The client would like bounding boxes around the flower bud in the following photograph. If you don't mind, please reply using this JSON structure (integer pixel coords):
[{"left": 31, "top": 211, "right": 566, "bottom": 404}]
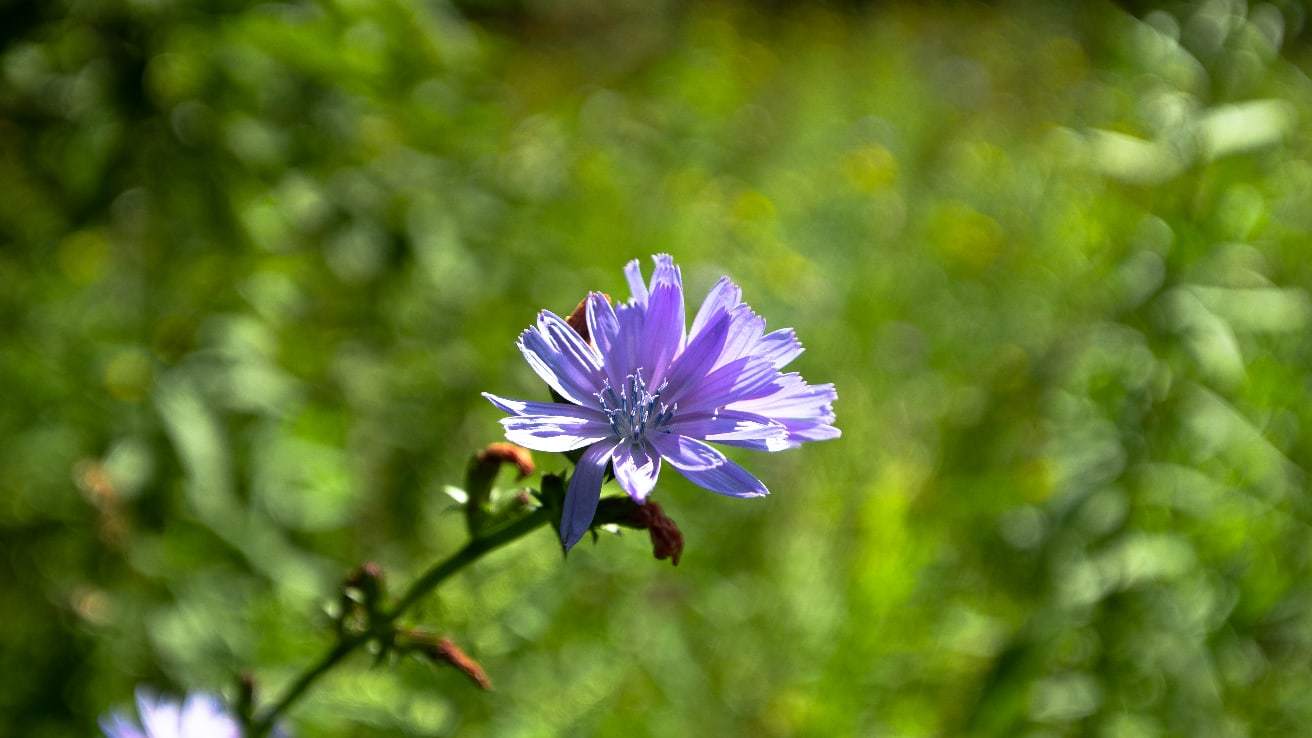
[
  {"left": 590, "top": 497, "right": 685, "bottom": 565},
  {"left": 630, "top": 501, "right": 684, "bottom": 566},
  {"left": 466, "top": 443, "right": 535, "bottom": 535},
  {"left": 564, "top": 292, "right": 610, "bottom": 343},
  {"left": 235, "top": 672, "right": 256, "bottom": 727},
  {"left": 344, "top": 562, "right": 385, "bottom": 605},
  {"left": 339, "top": 562, "right": 385, "bottom": 633},
  {"left": 397, "top": 629, "right": 492, "bottom": 690},
  {"left": 477, "top": 442, "right": 535, "bottom": 479}
]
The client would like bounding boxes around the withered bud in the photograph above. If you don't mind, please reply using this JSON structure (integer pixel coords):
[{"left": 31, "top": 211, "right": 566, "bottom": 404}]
[
  {"left": 74, "top": 459, "right": 116, "bottom": 503},
  {"left": 236, "top": 672, "right": 257, "bottom": 723},
  {"left": 344, "top": 561, "right": 385, "bottom": 600},
  {"left": 466, "top": 443, "right": 534, "bottom": 536},
  {"left": 399, "top": 630, "right": 492, "bottom": 690},
  {"left": 565, "top": 292, "right": 611, "bottom": 343},
  {"left": 75, "top": 459, "right": 127, "bottom": 546},
  {"left": 433, "top": 637, "right": 492, "bottom": 691},
  {"left": 475, "top": 442, "right": 535, "bottom": 480},
  {"left": 630, "top": 501, "right": 684, "bottom": 566},
  {"left": 341, "top": 562, "right": 386, "bottom": 630}
]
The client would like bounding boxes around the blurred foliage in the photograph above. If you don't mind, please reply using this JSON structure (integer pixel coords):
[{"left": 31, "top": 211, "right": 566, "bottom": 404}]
[{"left": 5, "top": 0, "right": 1312, "bottom": 736}]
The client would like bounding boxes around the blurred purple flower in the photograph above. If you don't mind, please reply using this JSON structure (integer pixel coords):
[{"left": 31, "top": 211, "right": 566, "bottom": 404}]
[
  {"left": 100, "top": 689, "right": 286, "bottom": 738},
  {"left": 485, "top": 254, "right": 839, "bottom": 549}
]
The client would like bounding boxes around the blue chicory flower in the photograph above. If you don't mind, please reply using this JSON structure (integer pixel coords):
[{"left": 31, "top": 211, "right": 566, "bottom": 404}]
[
  {"left": 100, "top": 688, "right": 286, "bottom": 738},
  {"left": 485, "top": 254, "right": 839, "bottom": 550}
]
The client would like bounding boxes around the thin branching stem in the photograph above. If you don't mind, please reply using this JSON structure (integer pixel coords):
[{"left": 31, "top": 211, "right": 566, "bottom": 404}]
[{"left": 248, "top": 507, "right": 552, "bottom": 736}]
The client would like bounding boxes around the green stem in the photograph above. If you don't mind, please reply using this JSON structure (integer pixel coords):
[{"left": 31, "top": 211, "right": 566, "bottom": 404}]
[
  {"left": 385, "top": 507, "right": 550, "bottom": 620},
  {"left": 249, "top": 507, "right": 552, "bottom": 736}
]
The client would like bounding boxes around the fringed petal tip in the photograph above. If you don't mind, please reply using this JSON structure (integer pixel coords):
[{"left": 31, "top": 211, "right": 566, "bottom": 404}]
[{"left": 624, "top": 259, "right": 649, "bottom": 307}]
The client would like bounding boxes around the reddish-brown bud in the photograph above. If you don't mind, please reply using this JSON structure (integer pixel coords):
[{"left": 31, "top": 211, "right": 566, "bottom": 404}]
[
  {"left": 344, "top": 561, "right": 385, "bottom": 598},
  {"left": 565, "top": 292, "right": 610, "bottom": 343},
  {"left": 433, "top": 637, "right": 492, "bottom": 691},
  {"left": 340, "top": 562, "right": 386, "bottom": 633},
  {"left": 236, "top": 672, "right": 257, "bottom": 726},
  {"left": 474, "top": 442, "right": 535, "bottom": 480},
  {"left": 565, "top": 296, "right": 590, "bottom": 342},
  {"left": 630, "top": 501, "right": 684, "bottom": 566},
  {"left": 466, "top": 443, "right": 534, "bottom": 535},
  {"left": 400, "top": 630, "right": 492, "bottom": 690},
  {"left": 75, "top": 459, "right": 126, "bottom": 545}
]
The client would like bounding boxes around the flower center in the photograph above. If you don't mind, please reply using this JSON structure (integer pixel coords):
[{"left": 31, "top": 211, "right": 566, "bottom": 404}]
[{"left": 596, "top": 370, "right": 675, "bottom": 445}]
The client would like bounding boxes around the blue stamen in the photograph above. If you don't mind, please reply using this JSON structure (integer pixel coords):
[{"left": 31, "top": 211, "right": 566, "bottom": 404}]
[{"left": 595, "top": 370, "right": 674, "bottom": 445}]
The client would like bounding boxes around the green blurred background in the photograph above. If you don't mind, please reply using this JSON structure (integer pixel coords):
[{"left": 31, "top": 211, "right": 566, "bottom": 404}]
[{"left": 6, "top": 0, "right": 1312, "bottom": 735}]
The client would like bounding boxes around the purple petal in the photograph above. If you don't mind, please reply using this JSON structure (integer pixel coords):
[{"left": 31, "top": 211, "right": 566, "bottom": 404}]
[
  {"left": 650, "top": 434, "right": 769, "bottom": 498},
  {"left": 585, "top": 292, "right": 618, "bottom": 342},
  {"left": 727, "top": 377, "right": 839, "bottom": 446},
  {"left": 612, "top": 441, "right": 661, "bottom": 502},
  {"left": 666, "top": 410, "right": 789, "bottom": 445},
  {"left": 562, "top": 441, "right": 617, "bottom": 550},
  {"left": 715, "top": 421, "right": 838, "bottom": 452},
  {"left": 719, "top": 420, "right": 838, "bottom": 451},
  {"left": 180, "top": 694, "right": 240, "bottom": 738},
  {"left": 624, "top": 258, "right": 649, "bottom": 308},
  {"left": 587, "top": 292, "right": 634, "bottom": 389},
  {"left": 714, "top": 436, "right": 797, "bottom": 452},
  {"left": 729, "top": 377, "right": 836, "bottom": 420},
  {"left": 482, "top": 392, "right": 606, "bottom": 421},
  {"left": 500, "top": 415, "right": 613, "bottom": 453},
  {"left": 780, "top": 419, "right": 842, "bottom": 442},
  {"left": 701, "top": 306, "right": 768, "bottom": 375},
  {"left": 639, "top": 255, "right": 685, "bottom": 385},
  {"left": 755, "top": 328, "right": 804, "bottom": 368},
  {"left": 662, "top": 307, "right": 733, "bottom": 403},
  {"left": 517, "top": 310, "right": 605, "bottom": 407},
  {"left": 585, "top": 292, "right": 619, "bottom": 364},
  {"left": 136, "top": 690, "right": 180, "bottom": 738},
  {"left": 99, "top": 713, "right": 146, "bottom": 738},
  {"left": 689, "top": 277, "right": 781, "bottom": 374},
  {"left": 608, "top": 301, "right": 646, "bottom": 383},
  {"left": 689, "top": 276, "right": 742, "bottom": 340},
  {"left": 674, "top": 355, "right": 781, "bottom": 415},
  {"left": 538, "top": 310, "right": 603, "bottom": 374}
]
